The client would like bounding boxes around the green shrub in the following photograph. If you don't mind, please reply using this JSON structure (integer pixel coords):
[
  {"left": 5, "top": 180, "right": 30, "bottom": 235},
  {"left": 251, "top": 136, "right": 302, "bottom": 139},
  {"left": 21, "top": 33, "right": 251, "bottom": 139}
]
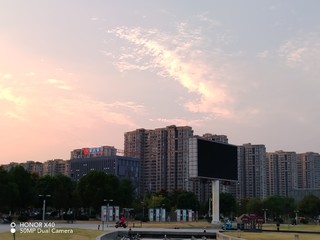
[
  {"left": 300, "top": 218, "right": 309, "bottom": 224},
  {"left": 18, "top": 213, "right": 29, "bottom": 222},
  {"left": 76, "top": 214, "right": 89, "bottom": 220}
]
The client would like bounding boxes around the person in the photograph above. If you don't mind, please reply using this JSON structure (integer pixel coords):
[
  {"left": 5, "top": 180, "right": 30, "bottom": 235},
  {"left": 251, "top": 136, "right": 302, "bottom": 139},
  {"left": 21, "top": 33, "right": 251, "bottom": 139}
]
[{"left": 120, "top": 215, "right": 126, "bottom": 226}]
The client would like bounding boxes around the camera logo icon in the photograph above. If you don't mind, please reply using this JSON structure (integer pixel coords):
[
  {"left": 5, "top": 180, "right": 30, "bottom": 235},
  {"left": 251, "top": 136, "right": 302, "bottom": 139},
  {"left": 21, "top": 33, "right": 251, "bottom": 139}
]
[{"left": 10, "top": 222, "right": 16, "bottom": 233}]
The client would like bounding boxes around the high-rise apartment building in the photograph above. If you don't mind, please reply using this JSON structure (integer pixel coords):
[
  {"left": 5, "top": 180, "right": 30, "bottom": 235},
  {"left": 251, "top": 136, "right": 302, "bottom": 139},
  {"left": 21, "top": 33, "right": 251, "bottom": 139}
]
[
  {"left": 238, "top": 143, "right": 267, "bottom": 199},
  {"left": 201, "top": 133, "right": 228, "bottom": 144},
  {"left": 124, "top": 125, "right": 193, "bottom": 196},
  {"left": 296, "top": 152, "right": 320, "bottom": 189},
  {"left": 266, "top": 151, "right": 296, "bottom": 197},
  {"left": 43, "top": 159, "right": 70, "bottom": 176}
]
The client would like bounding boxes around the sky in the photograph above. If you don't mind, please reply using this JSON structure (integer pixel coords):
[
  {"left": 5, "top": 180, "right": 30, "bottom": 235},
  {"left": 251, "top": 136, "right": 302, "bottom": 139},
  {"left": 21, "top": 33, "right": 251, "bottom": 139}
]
[{"left": 1, "top": 0, "right": 320, "bottom": 164}]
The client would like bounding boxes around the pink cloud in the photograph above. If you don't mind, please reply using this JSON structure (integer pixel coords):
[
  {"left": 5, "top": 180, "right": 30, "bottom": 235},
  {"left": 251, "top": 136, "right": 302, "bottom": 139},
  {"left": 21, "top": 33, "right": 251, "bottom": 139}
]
[{"left": 108, "top": 25, "right": 235, "bottom": 118}]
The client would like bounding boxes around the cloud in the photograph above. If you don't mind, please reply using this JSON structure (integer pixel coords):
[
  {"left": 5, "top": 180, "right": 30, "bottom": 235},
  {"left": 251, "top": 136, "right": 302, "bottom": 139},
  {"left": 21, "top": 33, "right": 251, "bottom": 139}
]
[
  {"left": 0, "top": 86, "right": 25, "bottom": 106},
  {"left": 4, "top": 111, "right": 26, "bottom": 121},
  {"left": 52, "top": 96, "right": 142, "bottom": 129},
  {"left": 25, "top": 72, "right": 35, "bottom": 76},
  {"left": 2, "top": 73, "right": 12, "bottom": 79},
  {"left": 107, "top": 24, "right": 234, "bottom": 118},
  {"left": 104, "top": 101, "right": 145, "bottom": 114},
  {"left": 150, "top": 117, "right": 206, "bottom": 127},
  {"left": 279, "top": 34, "right": 320, "bottom": 75},
  {"left": 0, "top": 76, "right": 26, "bottom": 122},
  {"left": 45, "top": 78, "right": 71, "bottom": 90},
  {"left": 257, "top": 50, "right": 269, "bottom": 58},
  {"left": 1, "top": 69, "right": 145, "bottom": 130},
  {"left": 197, "top": 12, "right": 222, "bottom": 27}
]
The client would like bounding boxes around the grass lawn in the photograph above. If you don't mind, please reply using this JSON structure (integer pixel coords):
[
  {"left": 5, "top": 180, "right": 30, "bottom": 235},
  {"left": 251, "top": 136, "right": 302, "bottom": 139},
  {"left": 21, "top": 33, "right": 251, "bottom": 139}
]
[
  {"left": 262, "top": 223, "right": 320, "bottom": 232},
  {"left": 226, "top": 231, "right": 319, "bottom": 240},
  {"left": 0, "top": 228, "right": 103, "bottom": 240},
  {"left": 224, "top": 224, "right": 320, "bottom": 240}
]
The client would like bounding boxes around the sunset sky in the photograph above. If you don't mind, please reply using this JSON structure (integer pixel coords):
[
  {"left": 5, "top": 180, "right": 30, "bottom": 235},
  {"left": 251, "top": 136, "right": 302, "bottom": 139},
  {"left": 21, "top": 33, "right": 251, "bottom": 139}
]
[{"left": 1, "top": 0, "right": 320, "bottom": 164}]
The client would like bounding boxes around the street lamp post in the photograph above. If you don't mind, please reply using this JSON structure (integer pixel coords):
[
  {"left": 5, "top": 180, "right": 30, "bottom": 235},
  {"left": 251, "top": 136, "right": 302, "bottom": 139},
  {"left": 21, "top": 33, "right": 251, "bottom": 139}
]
[
  {"left": 141, "top": 201, "right": 145, "bottom": 219},
  {"left": 105, "top": 199, "right": 113, "bottom": 228},
  {"left": 160, "top": 204, "right": 165, "bottom": 222},
  {"left": 262, "top": 209, "right": 268, "bottom": 223},
  {"left": 101, "top": 202, "right": 106, "bottom": 231},
  {"left": 294, "top": 210, "right": 299, "bottom": 224},
  {"left": 208, "top": 198, "right": 212, "bottom": 217},
  {"left": 140, "top": 201, "right": 145, "bottom": 227},
  {"left": 39, "top": 194, "right": 51, "bottom": 223},
  {"left": 142, "top": 202, "right": 144, "bottom": 219}
]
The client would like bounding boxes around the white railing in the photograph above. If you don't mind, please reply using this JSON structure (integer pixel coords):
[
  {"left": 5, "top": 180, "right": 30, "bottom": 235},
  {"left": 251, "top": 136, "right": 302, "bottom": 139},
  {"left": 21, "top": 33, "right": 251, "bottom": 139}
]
[{"left": 216, "top": 231, "right": 246, "bottom": 240}]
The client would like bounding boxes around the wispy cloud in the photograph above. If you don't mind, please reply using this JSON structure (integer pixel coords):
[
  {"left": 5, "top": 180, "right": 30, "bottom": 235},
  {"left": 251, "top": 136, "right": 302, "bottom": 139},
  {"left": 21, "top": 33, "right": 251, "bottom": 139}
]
[
  {"left": 0, "top": 73, "right": 26, "bottom": 121},
  {"left": 2, "top": 73, "right": 12, "bottom": 79},
  {"left": 0, "top": 86, "right": 25, "bottom": 106},
  {"left": 45, "top": 78, "right": 71, "bottom": 90},
  {"left": 279, "top": 34, "right": 320, "bottom": 75},
  {"left": 257, "top": 50, "right": 269, "bottom": 58},
  {"left": 1, "top": 72, "right": 144, "bottom": 128},
  {"left": 107, "top": 23, "right": 235, "bottom": 118},
  {"left": 150, "top": 117, "right": 207, "bottom": 127}
]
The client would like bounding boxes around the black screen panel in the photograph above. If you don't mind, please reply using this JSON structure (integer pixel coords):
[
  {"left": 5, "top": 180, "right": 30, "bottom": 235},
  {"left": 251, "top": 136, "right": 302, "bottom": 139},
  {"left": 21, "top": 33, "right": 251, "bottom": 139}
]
[{"left": 197, "top": 139, "right": 238, "bottom": 181}]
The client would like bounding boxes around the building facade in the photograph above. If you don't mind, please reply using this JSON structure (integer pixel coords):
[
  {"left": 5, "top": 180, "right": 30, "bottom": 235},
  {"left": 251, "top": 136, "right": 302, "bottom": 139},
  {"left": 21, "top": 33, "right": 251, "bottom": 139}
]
[
  {"left": 71, "top": 145, "right": 117, "bottom": 159},
  {"left": 296, "top": 152, "right": 320, "bottom": 189},
  {"left": 201, "top": 133, "right": 229, "bottom": 144},
  {"left": 42, "top": 159, "right": 70, "bottom": 176},
  {"left": 266, "top": 151, "right": 296, "bottom": 197},
  {"left": 70, "top": 155, "right": 140, "bottom": 195},
  {"left": 124, "top": 125, "right": 193, "bottom": 196},
  {"left": 238, "top": 143, "right": 267, "bottom": 199}
]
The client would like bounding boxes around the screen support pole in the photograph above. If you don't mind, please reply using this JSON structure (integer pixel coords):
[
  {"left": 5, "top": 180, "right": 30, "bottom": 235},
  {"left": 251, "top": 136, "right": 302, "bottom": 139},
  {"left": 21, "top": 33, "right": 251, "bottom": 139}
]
[{"left": 211, "top": 180, "right": 220, "bottom": 224}]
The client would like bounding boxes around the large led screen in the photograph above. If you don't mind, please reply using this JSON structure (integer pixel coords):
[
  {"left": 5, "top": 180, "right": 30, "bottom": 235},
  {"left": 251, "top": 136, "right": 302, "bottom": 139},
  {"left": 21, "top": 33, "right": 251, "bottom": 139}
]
[{"left": 189, "top": 138, "right": 238, "bottom": 181}]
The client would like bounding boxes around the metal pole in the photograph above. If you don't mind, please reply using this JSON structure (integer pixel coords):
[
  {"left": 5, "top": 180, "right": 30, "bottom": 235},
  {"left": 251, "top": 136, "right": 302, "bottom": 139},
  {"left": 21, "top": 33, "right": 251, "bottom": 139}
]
[
  {"left": 262, "top": 209, "right": 268, "bottom": 223},
  {"left": 208, "top": 198, "right": 211, "bottom": 217},
  {"left": 42, "top": 199, "right": 46, "bottom": 223},
  {"left": 143, "top": 206, "right": 145, "bottom": 219},
  {"left": 106, "top": 202, "right": 109, "bottom": 228},
  {"left": 39, "top": 194, "right": 51, "bottom": 223}
]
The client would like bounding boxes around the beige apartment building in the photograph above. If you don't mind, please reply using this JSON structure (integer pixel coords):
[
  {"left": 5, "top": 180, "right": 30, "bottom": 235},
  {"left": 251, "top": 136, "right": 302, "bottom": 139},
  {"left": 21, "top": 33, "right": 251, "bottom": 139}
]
[
  {"left": 296, "top": 152, "right": 320, "bottom": 189},
  {"left": 266, "top": 151, "right": 296, "bottom": 197},
  {"left": 238, "top": 143, "right": 267, "bottom": 199},
  {"left": 42, "top": 159, "right": 70, "bottom": 176},
  {"left": 124, "top": 125, "right": 193, "bottom": 196}
]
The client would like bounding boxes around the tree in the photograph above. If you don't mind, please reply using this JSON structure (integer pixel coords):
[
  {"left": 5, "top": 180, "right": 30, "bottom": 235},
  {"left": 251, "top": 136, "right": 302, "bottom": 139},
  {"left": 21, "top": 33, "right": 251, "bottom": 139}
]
[
  {"left": 263, "top": 195, "right": 295, "bottom": 221},
  {"left": 8, "top": 166, "right": 37, "bottom": 211},
  {"left": 220, "top": 193, "right": 237, "bottom": 218},
  {"left": 145, "top": 195, "right": 166, "bottom": 209},
  {"left": 246, "top": 198, "right": 263, "bottom": 215},
  {"left": 176, "top": 191, "right": 199, "bottom": 210},
  {"left": 298, "top": 195, "right": 320, "bottom": 218},
  {"left": 237, "top": 198, "right": 249, "bottom": 215},
  {"left": 118, "top": 179, "right": 134, "bottom": 207},
  {"left": 36, "top": 175, "right": 58, "bottom": 195},
  {"left": 77, "top": 170, "right": 121, "bottom": 211},
  {"left": 53, "top": 175, "right": 75, "bottom": 210},
  {"left": 0, "top": 167, "right": 9, "bottom": 212}
]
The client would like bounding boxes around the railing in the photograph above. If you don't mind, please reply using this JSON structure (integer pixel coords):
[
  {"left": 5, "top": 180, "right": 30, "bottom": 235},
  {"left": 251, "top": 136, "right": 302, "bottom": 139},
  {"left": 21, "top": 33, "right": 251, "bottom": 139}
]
[{"left": 216, "top": 231, "right": 246, "bottom": 240}]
